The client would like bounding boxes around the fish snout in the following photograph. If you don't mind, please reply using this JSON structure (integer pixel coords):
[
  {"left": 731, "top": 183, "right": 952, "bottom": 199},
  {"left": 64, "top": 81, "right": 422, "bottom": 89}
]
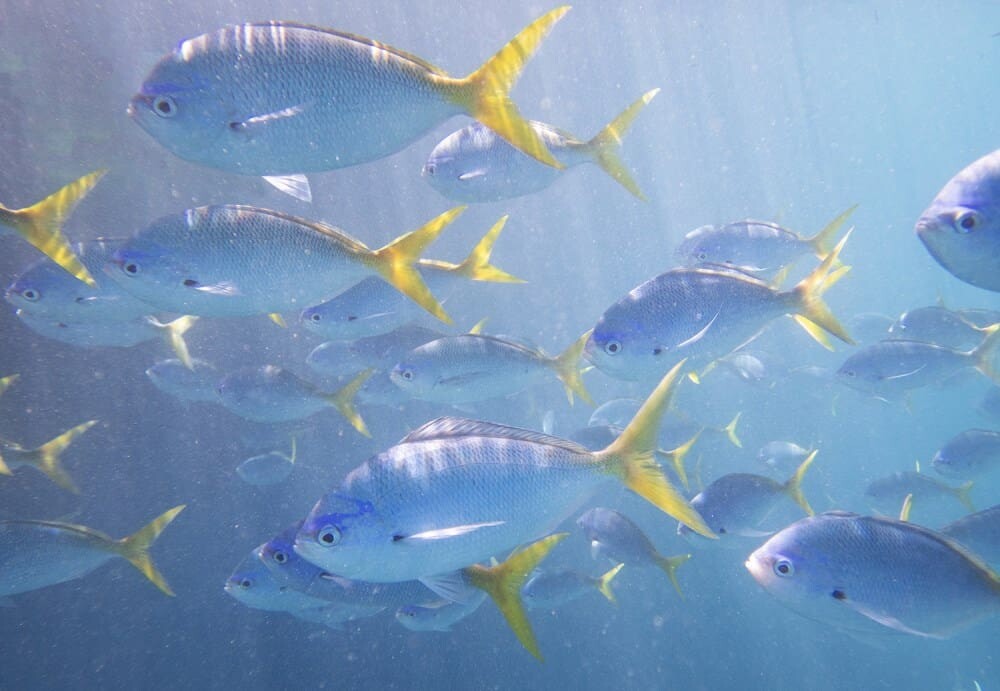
[{"left": 421, "top": 162, "right": 437, "bottom": 177}]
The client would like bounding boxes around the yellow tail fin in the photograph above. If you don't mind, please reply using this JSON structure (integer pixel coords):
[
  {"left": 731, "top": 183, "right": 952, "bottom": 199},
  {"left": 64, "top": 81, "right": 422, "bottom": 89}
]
[
  {"left": 323, "top": 369, "right": 375, "bottom": 438},
  {"left": 790, "top": 231, "right": 854, "bottom": 347},
  {"left": 653, "top": 553, "right": 692, "bottom": 598},
  {"left": 29, "top": 419, "right": 99, "bottom": 493},
  {"left": 586, "top": 89, "right": 660, "bottom": 200},
  {"left": 0, "top": 374, "right": 18, "bottom": 398},
  {"left": 783, "top": 449, "right": 817, "bottom": 516},
  {"left": 0, "top": 170, "right": 106, "bottom": 286},
  {"left": 466, "top": 532, "right": 567, "bottom": 661},
  {"left": 448, "top": 216, "right": 525, "bottom": 283},
  {"left": 468, "top": 318, "right": 489, "bottom": 335},
  {"left": 971, "top": 323, "right": 1000, "bottom": 386},
  {"left": 805, "top": 205, "right": 857, "bottom": 258},
  {"left": 550, "top": 330, "right": 594, "bottom": 405},
  {"left": 595, "top": 563, "right": 624, "bottom": 604},
  {"left": 721, "top": 412, "right": 742, "bottom": 448},
  {"left": 659, "top": 430, "right": 701, "bottom": 491},
  {"left": 152, "top": 315, "right": 198, "bottom": 370},
  {"left": 368, "top": 207, "right": 465, "bottom": 324},
  {"left": 955, "top": 481, "right": 976, "bottom": 513},
  {"left": 452, "top": 7, "right": 570, "bottom": 169},
  {"left": 597, "top": 360, "right": 715, "bottom": 538},
  {"left": 116, "top": 505, "right": 186, "bottom": 596}
]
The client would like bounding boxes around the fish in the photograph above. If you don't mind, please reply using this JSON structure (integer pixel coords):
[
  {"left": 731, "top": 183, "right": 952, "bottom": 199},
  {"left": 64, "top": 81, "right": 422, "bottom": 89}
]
[
  {"left": 522, "top": 563, "right": 623, "bottom": 609},
  {"left": 395, "top": 594, "right": 487, "bottom": 632},
  {"left": 129, "top": 9, "right": 570, "bottom": 201},
  {"left": 888, "top": 305, "right": 1000, "bottom": 350},
  {"left": 745, "top": 511, "right": 1000, "bottom": 638},
  {"left": 145, "top": 358, "right": 220, "bottom": 403},
  {"left": 16, "top": 311, "right": 198, "bottom": 368},
  {"left": 680, "top": 451, "right": 816, "bottom": 541},
  {"left": 294, "top": 360, "right": 713, "bottom": 588},
  {"left": 389, "top": 331, "right": 592, "bottom": 405},
  {"left": 931, "top": 429, "right": 1000, "bottom": 479},
  {"left": 585, "top": 233, "right": 853, "bottom": 381},
  {"left": 5, "top": 239, "right": 159, "bottom": 322},
  {"left": 0, "top": 374, "right": 17, "bottom": 399},
  {"left": 0, "top": 420, "right": 98, "bottom": 493},
  {"left": 306, "top": 325, "right": 445, "bottom": 379},
  {"left": 0, "top": 170, "right": 105, "bottom": 286},
  {"left": 848, "top": 312, "right": 894, "bottom": 344},
  {"left": 674, "top": 206, "right": 855, "bottom": 273},
  {"left": 216, "top": 366, "right": 372, "bottom": 436},
  {"left": 105, "top": 205, "right": 465, "bottom": 323},
  {"left": 0, "top": 506, "right": 185, "bottom": 600},
  {"left": 915, "top": 149, "right": 1000, "bottom": 292},
  {"left": 576, "top": 507, "right": 690, "bottom": 596},
  {"left": 236, "top": 438, "right": 296, "bottom": 486},
  {"left": 979, "top": 386, "right": 1000, "bottom": 421},
  {"left": 423, "top": 89, "right": 658, "bottom": 203},
  {"left": 865, "top": 471, "right": 975, "bottom": 512},
  {"left": 300, "top": 216, "right": 522, "bottom": 341},
  {"left": 941, "top": 505, "right": 1000, "bottom": 568},
  {"left": 836, "top": 326, "right": 1000, "bottom": 400},
  {"left": 757, "top": 441, "right": 814, "bottom": 474}
]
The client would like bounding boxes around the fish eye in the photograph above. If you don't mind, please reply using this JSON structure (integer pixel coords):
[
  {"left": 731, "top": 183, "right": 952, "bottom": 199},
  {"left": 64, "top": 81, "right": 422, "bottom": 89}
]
[
  {"left": 317, "top": 525, "right": 341, "bottom": 547},
  {"left": 604, "top": 340, "right": 622, "bottom": 355},
  {"left": 239, "top": 578, "right": 253, "bottom": 589},
  {"left": 697, "top": 251, "right": 708, "bottom": 261},
  {"left": 424, "top": 163, "right": 436, "bottom": 176},
  {"left": 122, "top": 262, "right": 140, "bottom": 276},
  {"left": 272, "top": 550, "right": 288, "bottom": 565},
  {"left": 309, "top": 313, "right": 322, "bottom": 322},
  {"left": 400, "top": 369, "right": 414, "bottom": 381},
  {"left": 954, "top": 211, "right": 980, "bottom": 233},
  {"left": 153, "top": 95, "right": 177, "bottom": 118},
  {"left": 21, "top": 289, "right": 39, "bottom": 302},
  {"left": 773, "top": 559, "right": 795, "bottom": 577}
]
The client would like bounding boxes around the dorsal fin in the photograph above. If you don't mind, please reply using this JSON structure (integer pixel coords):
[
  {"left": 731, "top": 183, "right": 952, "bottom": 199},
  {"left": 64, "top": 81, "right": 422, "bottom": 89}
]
[{"left": 400, "top": 417, "right": 590, "bottom": 454}]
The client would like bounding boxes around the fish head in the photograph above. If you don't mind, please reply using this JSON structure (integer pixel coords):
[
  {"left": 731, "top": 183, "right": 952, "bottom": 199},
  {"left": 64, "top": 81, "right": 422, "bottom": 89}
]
[
  {"left": 388, "top": 359, "right": 425, "bottom": 396},
  {"left": 294, "top": 493, "right": 381, "bottom": 578},
  {"left": 674, "top": 225, "right": 720, "bottom": 266},
  {"left": 833, "top": 354, "right": 879, "bottom": 394},
  {"left": 585, "top": 316, "right": 665, "bottom": 382},
  {"left": 104, "top": 225, "right": 196, "bottom": 310},
  {"left": 223, "top": 550, "right": 287, "bottom": 611},
  {"left": 745, "top": 518, "right": 829, "bottom": 605},
  {"left": 300, "top": 278, "right": 408, "bottom": 341},
  {"left": 5, "top": 260, "right": 66, "bottom": 316},
  {"left": 422, "top": 124, "right": 502, "bottom": 202}
]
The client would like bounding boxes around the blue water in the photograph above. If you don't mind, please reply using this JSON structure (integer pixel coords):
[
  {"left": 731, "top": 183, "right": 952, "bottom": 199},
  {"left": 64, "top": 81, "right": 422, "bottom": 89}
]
[{"left": 1, "top": 1, "right": 998, "bottom": 689}]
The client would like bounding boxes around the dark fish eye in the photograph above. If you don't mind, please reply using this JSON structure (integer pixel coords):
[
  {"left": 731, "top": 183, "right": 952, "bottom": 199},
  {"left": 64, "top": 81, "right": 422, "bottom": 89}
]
[
  {"left": 272, "top": 551, "right": 288, "bottom": 564},
  {"left": 604, "top": 340, "right": 622, "bottom": 355},
  {"left": 239, "top": 578, "right": 253, "bottom": 589},
  {"left": 424, "top": 163, "right": 436, "bottom": 176},
  {"left": 122, "top": 262, "right": 140, "bottom": 276},
  {"left": 401, "top": 369, "right": 414, "bottom": 381},
  {"left": 153, "top": 95, "right": 177, "bottom": 118},
  {"left": 310, "top": 313, "right": 322, "bottom": 322},
  {"left": 955, "top": 211, "right": 979, "bottom": 233},
  {"left": 21, "top": 289, "right": 39, "bottom": 302},
  {"left": 773, "top": 559, "right": 794, "bottom": 577},
  {"left": 317, "top": 525, "right": 341, "bottom": 547},
  {"left": 183, "top": 279, "right": 199, "bottom": 287},
  {"left": 697, "top": 251, "right": 708, "bottom": 261}
]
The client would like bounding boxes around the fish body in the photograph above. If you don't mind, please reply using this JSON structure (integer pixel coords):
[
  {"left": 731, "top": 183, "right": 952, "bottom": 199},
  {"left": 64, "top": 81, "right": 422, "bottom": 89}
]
[
  {"left": 932, "top": 429, "right": 1000, "bottom": 479},
  {"left": 395, "top": 595, "right": 486, "bottom": 632},
  {"left": 225, "top": 547, "right": 334, "bottom": 613},
  {"left": 888, "top": 305, "right": 1000, "bottom": 350},
  {"left": 577, "top": 507, "right": 664, "bottom": 566},
  {"left": 236, "top": 441, "right": 295, "bottom": 485},
  {"left": 522, "top": 565, "right": 621, "bottom": 609},
  {"left": 145, "top": 359, "right": 220, "bottom": 403},
  {"left": 216, "top": 365, "right": 345, "bottom": 424},
  {"left": 758, "top": 441, "right": 812, "bottom": 473},
  {"left": 130, "top": 12, "right": 568, "bottom": 176},
  {"left": 16, "top": 310, "right": 176, "bottom": 349},
  {"left": 745, "top": 511, "right": 1000, "bottom": 638},
  {"left": 865, "top": 471, "right": 974, "bottom": 511},
  {"left": 306, "top": 325, "right": 444, "bottom": 378},
  {"left": 941, "top": 505, "right": 1000, "bottom": 567},
  {"left": 916, "top": 149, "right": 1000, "bottom": 292}
]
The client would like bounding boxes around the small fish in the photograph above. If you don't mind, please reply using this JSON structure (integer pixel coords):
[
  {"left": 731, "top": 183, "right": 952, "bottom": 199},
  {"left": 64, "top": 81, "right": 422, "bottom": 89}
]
[
  {"left": 576, "top": 507, "right": 689, "bottom": 596},
  {"left": 888, "top": 305, "right": 1000, "bottom": 350},
  {"left": 0, "top": 420, "right": 98, "bottom": 493},
  {"left": 300, "top": 216, "right": 521, "bottom": 341},
  {"left": 236, "top": 438, "right": 297, "bottom": 486},
  {"left": 865, "top": 471, "right": 975, "bottom": 512},
  {"left": 6, "top": 239, "right": 158, "bottom": 322},
  {"left": 931, "top": 429, "right": 1000, "bottom": 479},
  {"left": 224, "top": 545, "right": 351, "bottom": 614},
  {"left": 130, "top": 10, "right": 569, "bottom": 199},
  {"left": 395, "top": 595, "right": 487, "bottom": 632},
  {"left": 675, "top": 206, "right": 855, "bottom": 273},
  {"left": 714, "top": 350, "right": 773, "bottom": 386},
  {"left": 848, "top": 312, "right": 894, "bottom": 344},
  {"left": 757, "top": 441, "right": 813, "bottom": 474},
  {"left": 216, "top": 366, "right": 372, "bottom": 436},
  {"left": 522, "top": 563, "right": 623, "bottom": 609},
  {"left": 585, "top": 233, "right": 853, "bottom": 381},
  {"left": 145, "top": 358, "right": 220, "bottom": 403},
  {"left": 836, "top": 326, "right": 1000, "bottom": 400},
  {"left": 0, "top": 505, "right": 184, "bottom": 600},
  {"left": 390, "top": 331, "right": 592, "bottom": 405},
  {"left": 941, "top": 505, "right": 1000, "bottom": 568},
  {"left": 0, "top": 170, "right": 105, "bottom": 286},
  {"left": 745, "top": 511, "right": 1000, "bottom": 638},
  {"left": 915, "top": 149, "right": 1000, "bottom": 292},
  {"left": 306, "top": 325, "right": 445, "bottom": 378},
  {"left": 424, "top": 89, "right": 658, "bottom": 202},
  {"left": 106, "top": 205, "right": 465, "bottom": 323},
  {"left": 680, "top": 451, "right": 817, "bottom": 541}
]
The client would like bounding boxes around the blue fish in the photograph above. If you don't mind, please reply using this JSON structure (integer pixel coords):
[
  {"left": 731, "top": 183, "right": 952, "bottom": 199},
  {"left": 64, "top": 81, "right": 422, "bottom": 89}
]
[{"left": 145, "top": 358, "right": 220, "bottom": 403}]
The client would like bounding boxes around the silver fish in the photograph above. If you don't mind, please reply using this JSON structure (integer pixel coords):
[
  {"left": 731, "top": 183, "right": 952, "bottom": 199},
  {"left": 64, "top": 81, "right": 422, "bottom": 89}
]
[
  {"left": 306, "top": 325, "right": 445, "bottom": 378},
  {"left": 145, "top": 358, "right": 220, "bottom": 403},
  {"left": 236, "top": 439, "right": 296, "bottom": 486},
  {"left": 521, "top": 564, "right": 623, "bottom": 609},
  {"left": 931, "top": 429, "right": 1000, "bottom": 479},
  {"left": 395, "top": 595, "right": 487, "bottom": 632},
  {"left": 941, "top": 505, "right": 1000, "bottom": 568},
  {"left": 888, "top": 305, "right": 1000, "bottom": 350},
  {"left": 757, "top": 441, "right": 813, "bottom": 474},
  {"left": 865, "top": 471, "right": 975, "bottom": 512}
]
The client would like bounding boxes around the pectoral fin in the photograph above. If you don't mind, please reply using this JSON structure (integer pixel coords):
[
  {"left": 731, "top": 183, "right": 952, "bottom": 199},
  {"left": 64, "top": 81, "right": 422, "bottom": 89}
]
[
  {"left": 458, "top": 169, "right": 488, "bottom": 181},
  {"left": 400, "top": 521, "right": 505, "bottom": 542},
  {"left": 841, "top": 598, "right": 944, "bottom": 639},
  {"left": 263, "top": 174, "right": 312, "bottom": 203}
]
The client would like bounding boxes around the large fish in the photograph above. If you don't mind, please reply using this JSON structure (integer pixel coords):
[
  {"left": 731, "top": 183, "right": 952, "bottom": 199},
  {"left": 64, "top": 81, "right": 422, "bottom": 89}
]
[
  {"left": 1, "top": 170, "right": 105, "bottom": 286},
  {"left": 916, "top": 149, "right": 1000, "bottom": 292},
  {"left": 745, "top": 511, "right": 1000, "bottom": 638},
  {"left": 0, "top": 506, "right": 184, "bottom": 600},
  {"left": 888, "top": 304, "right": 1000, "bottom": 350},
  {"left": 0, "top": 420, "right": 98, "bottom": 493},
  {"left": 865, "top": 471, "right": 975, "bottom": 513},
  {"left": 106, "top": 206, "right": 465, "bottom": 323},
  {"left": 423, "top": 90, "right": 658, "bottom": 203},
  {"left": 129, "top": 10, "right": 569, "bottom": 200},
  {"left": 941, "top": 505, "right": 1000, "bottom": 568},
  {"left": 931, "top": 429, "right": 1000, "bottom": 480},
  {"left": 306, "top": 325, "right": 445, "bottom": 379},
  {"left": 585, "top": 234, "right": 853, "bottom": 381}
]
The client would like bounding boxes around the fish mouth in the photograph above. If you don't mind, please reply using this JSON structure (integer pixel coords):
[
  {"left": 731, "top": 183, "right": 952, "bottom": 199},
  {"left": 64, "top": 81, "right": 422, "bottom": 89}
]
[{"left": 744, "top": 553, "right": 767, "bottom": 582}]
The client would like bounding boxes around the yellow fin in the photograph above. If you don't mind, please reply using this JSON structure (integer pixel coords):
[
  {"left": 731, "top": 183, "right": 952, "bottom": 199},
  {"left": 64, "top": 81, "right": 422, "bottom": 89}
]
[
  {"left": 368, "top": 207, "right": 464, "bottom": 324},
  {"left": 597, "top": 360, "right": 715, "bottom": 538},
  {"left": 783, "top": 449, "right": 817, "bottom": 516},
  {"left": 29, "top": 419, "right": 99, "bottom": 493},
  {"left": 790, "top": 231, "right": 854, "bottom": 346},
  {"left": 449, "top": 216, "right": 524, "bottom": 283},
  {"left": 268, "top": 313, "right": 287, "bottom": 328},
  {"left": 793, "top": 315, "right": 834, "bottom": 351},
  {"left": 154, "top": 315, "right": 198, "bottom": 369},
  {"left": 0, "top": 169, "right": 106, "bottom": 286},
  {"left": 596, "top": 563, "right": 624, "bottom": 604},
  {"left": 324, "top": 369, "right": 375, "bottom": 438},
  {"left": 721, "top": 412, "right": 742, "bottom": 448},
  {"left": 550, "top": 330, "right": 594, "bottom": 405},
  {"left": 653, "top": 553, "right": 691, "bottom": 598},
  {"left": 466, "top": 532, "right": 567, "bottom": 661},
  {"left": 686, "top": 371, "right": 701, "bottom": 384},
  {"left": 660, "top": 429, "right": 701, "bottom": 491},
  {"left": 468, "top": 318, "right": 489, "bottom": 335},
  {"left": 805, "top": 204, "right": 857, "bottom": 258},
  {"left": 769, "top": 263, "right": 792, "bottom": 291},
  {"left": 899, "top": 493, "right": 913, "bottom": 522},
  {"left": 0, "top": 374, "right": 18, "bottom": 398},
  {"left": 586, "top": 88, "right": 659, "bottom": 200},
  {"left": 451, "top": 7, "right": 570, "bottom": 169},
  {"left": 955, "top": 481, "right": 976, "bottom": 513},
  {"left": 115, "top": 505, "right": 186, "bottom": 596}
]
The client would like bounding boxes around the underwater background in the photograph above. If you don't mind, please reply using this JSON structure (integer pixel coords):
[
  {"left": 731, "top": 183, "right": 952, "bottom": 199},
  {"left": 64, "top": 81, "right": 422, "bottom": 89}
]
[{"left": 1, "top": 1, "right": 998, "bottom": 689}]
